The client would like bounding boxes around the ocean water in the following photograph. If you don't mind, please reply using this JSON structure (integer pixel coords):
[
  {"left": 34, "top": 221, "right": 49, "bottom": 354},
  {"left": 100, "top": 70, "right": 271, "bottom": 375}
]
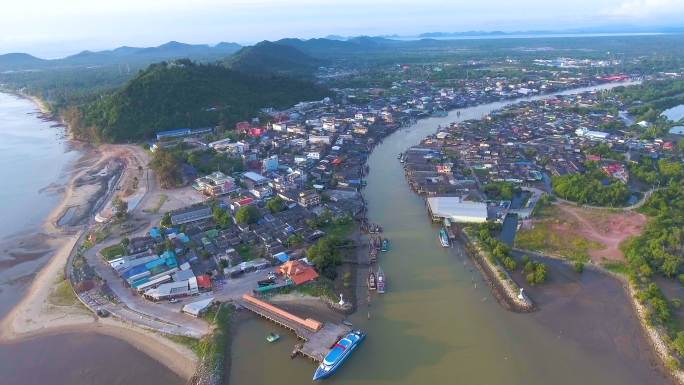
[
  {"left": 0, "top": 93, "right": 183, "bottom": 385},
  {"left": 0, "top": 92, "right": 79, "bottom": 315}
]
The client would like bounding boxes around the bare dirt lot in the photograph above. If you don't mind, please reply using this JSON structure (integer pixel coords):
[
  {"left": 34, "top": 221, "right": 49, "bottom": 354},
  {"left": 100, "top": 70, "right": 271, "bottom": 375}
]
[
  {"left": 557, "top": 204, "right": 647, "bottom": 261},
  {"left": 516, "top": 203, "right": 648, "bottom": 263}
]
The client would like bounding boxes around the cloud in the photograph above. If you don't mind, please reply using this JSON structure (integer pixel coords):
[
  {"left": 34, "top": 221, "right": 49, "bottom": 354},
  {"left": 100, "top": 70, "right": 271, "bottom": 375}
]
[{"left": 606, "top": 0, "right": 684, "bottom": 19}]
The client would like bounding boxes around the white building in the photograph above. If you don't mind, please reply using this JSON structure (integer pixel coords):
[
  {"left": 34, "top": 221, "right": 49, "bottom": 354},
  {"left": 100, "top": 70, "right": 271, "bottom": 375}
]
[
  {"left": 575, "top": 128, "right": 609, "bottom": 140},
  {"left": 144, "top": 278, "right": 198, "bottom": 301},
  {"left": 427, "top": 197, "right": 488, "bottom": 223},
  {"left": 182, "top": 297, "right": 215, "bottom": 317},
  {"left": 309, "top": 135, "right": 331, "bottom": 145},
  {"left": 194, "top": 171, "right": 236, "bottom": 196}
]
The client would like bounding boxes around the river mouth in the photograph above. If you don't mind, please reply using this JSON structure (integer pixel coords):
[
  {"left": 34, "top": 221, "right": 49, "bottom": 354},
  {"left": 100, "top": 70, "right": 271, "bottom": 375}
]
[{"left": 229, "top": 81, "right": 670, "bottom": 385}]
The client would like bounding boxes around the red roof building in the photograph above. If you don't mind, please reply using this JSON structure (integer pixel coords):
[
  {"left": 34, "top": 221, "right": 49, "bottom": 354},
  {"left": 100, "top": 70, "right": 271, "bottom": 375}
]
[
  {"left": 196, "top": 275, "right": 212, "bottom": 290},
  {"left": 249, "top": 127, "right": 266, "bottom": 137},
  {"left": 277, "top": 260, "right": 319, "bottom": 286},
  {"left": 236, "top": 121, "right": 250, "bottom": 133}
]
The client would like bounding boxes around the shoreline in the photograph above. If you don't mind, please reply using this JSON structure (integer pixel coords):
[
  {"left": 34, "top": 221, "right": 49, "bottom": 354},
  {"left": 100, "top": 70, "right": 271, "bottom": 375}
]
[
  {"left": 0, "top": 94, "right": 198, "bottom": 382},
  {"left": 515, "top": 246, "right": 684, "bottom": 385}
]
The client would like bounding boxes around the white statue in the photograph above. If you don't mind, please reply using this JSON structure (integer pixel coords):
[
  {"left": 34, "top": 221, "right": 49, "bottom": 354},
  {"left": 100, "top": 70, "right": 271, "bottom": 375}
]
[{"left": 338, "top": 293, "right": 345, "bottom": 306}]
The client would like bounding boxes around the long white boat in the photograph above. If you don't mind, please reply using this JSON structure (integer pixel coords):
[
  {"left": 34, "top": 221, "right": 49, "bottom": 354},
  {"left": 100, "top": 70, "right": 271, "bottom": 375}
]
[
  {"left": 313, "top": 330, "right": 366, "bottom": 380},
  {"left": 439, "top": 228, "right": 450, "bottom": 247}
]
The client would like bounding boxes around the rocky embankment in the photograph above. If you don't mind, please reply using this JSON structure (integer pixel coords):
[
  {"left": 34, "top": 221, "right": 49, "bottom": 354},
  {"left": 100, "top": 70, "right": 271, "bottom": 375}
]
[{"left": 463, "top": 235, "right": 534, "bottom": 312}]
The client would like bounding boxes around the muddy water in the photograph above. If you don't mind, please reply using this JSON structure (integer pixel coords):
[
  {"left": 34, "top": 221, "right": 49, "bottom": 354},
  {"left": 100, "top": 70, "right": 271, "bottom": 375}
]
[
  {"left": 0, "top": 93, "right": 184, "bottom": 385},
  {"left": 229, "top": 81, "right": 671, "bottom": 385},
  {"left": 0, "top": 333, "right": 183, "bottom": 385},
  {"left": 0, "top": 93, "right": 80, "bottom": 316}
]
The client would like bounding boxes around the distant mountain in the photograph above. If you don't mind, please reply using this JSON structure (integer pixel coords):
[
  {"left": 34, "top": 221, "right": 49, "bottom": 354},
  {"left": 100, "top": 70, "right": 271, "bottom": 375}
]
[
  {"left": 224, "top": 41, "right": 324, "bottom": 77},
  {"left": 275, "top": 36, "right": 399, "bottom": 59},
  {"left": 0, "top": 41, "right": 243, "bottom": 71},
  {"left": 0, "top": 53, "right": 49, "bottom": 71},
  {"left": 323, "top": 35, "right": 348, "bottom": 41},
  {"left": 419, "top": 31, "right": 508, "bottom": 38},
  {"left": 73, "top": 60, "right": 328, "bottom": 142}
]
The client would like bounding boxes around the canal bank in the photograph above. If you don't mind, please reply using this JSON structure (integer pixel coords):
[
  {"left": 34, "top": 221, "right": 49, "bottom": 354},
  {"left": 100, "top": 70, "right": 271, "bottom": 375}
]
[{"left": 229, "top": 81, "right": 671, "bottom": 385}]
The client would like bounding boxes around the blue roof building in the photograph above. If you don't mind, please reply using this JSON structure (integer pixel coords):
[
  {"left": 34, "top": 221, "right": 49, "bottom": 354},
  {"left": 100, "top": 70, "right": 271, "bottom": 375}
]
[
  {"left": 149, "top": 227, "right": 162, "bottom": 240},
  {"left": 274, "top": 252, "right": 291, "bottom": 264}
]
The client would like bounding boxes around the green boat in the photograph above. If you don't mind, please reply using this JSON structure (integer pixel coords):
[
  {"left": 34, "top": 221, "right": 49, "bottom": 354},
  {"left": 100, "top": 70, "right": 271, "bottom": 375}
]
[
  {"left": 266, "top": 332, "right": 280, "bottom": 343},
  {"left": 381, "top": 239, "right": 390, "bottom": 252}
]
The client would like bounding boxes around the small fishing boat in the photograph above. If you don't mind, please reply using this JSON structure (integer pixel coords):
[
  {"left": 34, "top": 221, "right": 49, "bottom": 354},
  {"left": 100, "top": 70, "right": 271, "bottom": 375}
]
[
  {"left": 266, "top": 332, "right": 280, "bottom": 343},
  {"left": 381, "top": 239, "right": 390, "bottom": 252},
  {"left": 257, "top": 277, "right": 276, "bottom": 287},
  {"left": 342, "top": 320, "right": 353, "bottom": 327},
  {"left": 368, "top": 271, "right": 376, "bottom": 290},
  {"left": 377, "top": 267, "right": 386, "bottom": 294},
  {"left": 313, "top": 330, "right": 366, "bottom": 381},
  {"left": 439, "top": 228, "right": 450, "bottom": 248}
]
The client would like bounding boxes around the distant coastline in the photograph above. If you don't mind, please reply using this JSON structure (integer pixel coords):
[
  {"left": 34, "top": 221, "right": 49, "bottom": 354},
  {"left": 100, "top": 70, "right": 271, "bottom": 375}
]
[{"left": 389, "top": 31, "right": 670, "bottom": 41}]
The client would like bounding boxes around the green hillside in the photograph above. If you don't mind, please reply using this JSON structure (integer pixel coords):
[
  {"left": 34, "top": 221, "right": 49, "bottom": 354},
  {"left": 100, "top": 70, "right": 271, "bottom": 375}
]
[
  {"left": 225, "top": 41, "right": 324, "bottom": 77},
  {"left": 71, "top": 60, "right": 328, "bottom": 142}
]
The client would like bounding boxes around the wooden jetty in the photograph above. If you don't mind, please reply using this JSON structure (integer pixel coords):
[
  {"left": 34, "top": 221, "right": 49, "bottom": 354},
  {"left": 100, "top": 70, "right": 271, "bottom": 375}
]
[{"left": 238, "top": 294, "right": 351, "bottom": 362}]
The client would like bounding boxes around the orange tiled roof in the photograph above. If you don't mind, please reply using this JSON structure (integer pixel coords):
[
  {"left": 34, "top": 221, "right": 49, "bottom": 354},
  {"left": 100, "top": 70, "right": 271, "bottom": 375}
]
[{"left": 278, "top": 260, "right": 319, "bottom": 285}]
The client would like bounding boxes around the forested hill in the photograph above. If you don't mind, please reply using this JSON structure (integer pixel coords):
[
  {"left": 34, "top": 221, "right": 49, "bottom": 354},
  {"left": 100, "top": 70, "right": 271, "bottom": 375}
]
[
  {"left": 69, "top": 60, "right": 328, "bottom": 142},
  {"left": 225, "top": 41, "right": 324, "bottom": 78}
]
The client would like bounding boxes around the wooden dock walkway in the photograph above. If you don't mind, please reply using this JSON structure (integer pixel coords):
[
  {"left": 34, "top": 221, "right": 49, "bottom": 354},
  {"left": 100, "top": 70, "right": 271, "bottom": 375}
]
[{"left": 238, "top": 294, "right": 351, "bottom": 362}]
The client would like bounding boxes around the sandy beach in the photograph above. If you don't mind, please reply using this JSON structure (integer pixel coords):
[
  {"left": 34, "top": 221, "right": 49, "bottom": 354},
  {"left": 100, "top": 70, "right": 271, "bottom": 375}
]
[
  {"left": 0, "top": 96, "right": 199, "bottom": 381},
  {"left": 0, "top": 190, "right": 198, "bottom": 381}
]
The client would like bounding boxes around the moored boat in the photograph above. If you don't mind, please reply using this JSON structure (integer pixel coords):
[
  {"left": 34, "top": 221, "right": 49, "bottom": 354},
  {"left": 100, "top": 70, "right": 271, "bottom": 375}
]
[
  {"left": 377, "top": 267, "right": 386, "bottom": 294},
  {"left": 313, "top": 330, "right": 366, "bottom": 381},
  {"left": 266, "top": 332, "right": 280, "bottom": 343},
  {"left": 381, "top": 238, "right": 390, "bottom": 252},
  {"left": 439, "top": 228, "right": 450, "bottom": 248},
  {"left": 368, "top": 270, "right": 376, "bottom": 290}
]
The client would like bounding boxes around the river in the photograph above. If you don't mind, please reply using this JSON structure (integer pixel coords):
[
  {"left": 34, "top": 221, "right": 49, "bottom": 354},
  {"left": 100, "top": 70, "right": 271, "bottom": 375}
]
[
  {"left": 229, "top": 81, "right": 670, "bottom": 385},
  {"left": 0, "top": 93, "right": 184, "bottom": 385}
]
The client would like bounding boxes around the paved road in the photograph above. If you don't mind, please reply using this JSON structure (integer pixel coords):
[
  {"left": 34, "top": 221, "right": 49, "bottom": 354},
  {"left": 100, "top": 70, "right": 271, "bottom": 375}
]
[{"left": 553, "top": 187, "right": 661, "bottom": 211}]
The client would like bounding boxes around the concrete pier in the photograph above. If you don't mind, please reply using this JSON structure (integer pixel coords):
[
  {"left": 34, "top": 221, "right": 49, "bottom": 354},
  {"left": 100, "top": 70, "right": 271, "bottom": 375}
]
[{"left": 238, "top": 294, "right": 351, "bottom": 362}]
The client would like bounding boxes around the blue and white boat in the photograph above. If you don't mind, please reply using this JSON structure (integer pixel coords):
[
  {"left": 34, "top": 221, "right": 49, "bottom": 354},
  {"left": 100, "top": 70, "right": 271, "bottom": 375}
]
[
  {"left": 439, "top": 228, "right": 450, "bottom": 248},
  {"left": 313, "top": 330, "right": 366, "bottom": 381}
]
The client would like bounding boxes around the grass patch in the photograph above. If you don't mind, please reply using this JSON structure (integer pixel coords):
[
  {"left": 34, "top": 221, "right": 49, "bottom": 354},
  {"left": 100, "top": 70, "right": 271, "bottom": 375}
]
[
  {"left": 515, "top": 224, "right": 602, "bottom": 259},
  {"left": 515, "top": 206, "right": 604, "bottom": 260},
  {"left": 100, "top": 244, "right": 126, "bottom": 261},
  {"left": 322, "top": 221, "right": 355, "bottom": 239},
  {"left": 236, "top": 244, "right": 258, "bottom": 261},
  {"left": 273, "top": 279, "right": 337, "bottom": 301},
  {"left": 602, "top": 261, "right": 629, "bottom": 276},
  {"left": 144, "top": 194, "right": 168, "bottom": 214},
  {"left": 49, "top": 275, "right": 78, "bottom": 306},
  {"left": 194, "top": 303, "right": 233, "bottom": 382},
  {"left": 166, "top": 334, "right": 202, "bottom": 355}
]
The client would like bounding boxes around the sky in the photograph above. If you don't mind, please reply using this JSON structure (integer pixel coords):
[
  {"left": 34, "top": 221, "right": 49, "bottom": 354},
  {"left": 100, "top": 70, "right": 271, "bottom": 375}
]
[{"left": 2, "top": 0, "right": 684, "bottom": 58}]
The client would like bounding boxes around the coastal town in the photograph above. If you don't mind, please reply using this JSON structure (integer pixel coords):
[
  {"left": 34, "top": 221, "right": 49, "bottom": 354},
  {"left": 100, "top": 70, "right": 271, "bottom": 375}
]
[
  {"left": 2, "top": 27, "right": 684, "bottom": 385},
  {"left": 37, "top": 64, "right": 680, "bottom": 383}
]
